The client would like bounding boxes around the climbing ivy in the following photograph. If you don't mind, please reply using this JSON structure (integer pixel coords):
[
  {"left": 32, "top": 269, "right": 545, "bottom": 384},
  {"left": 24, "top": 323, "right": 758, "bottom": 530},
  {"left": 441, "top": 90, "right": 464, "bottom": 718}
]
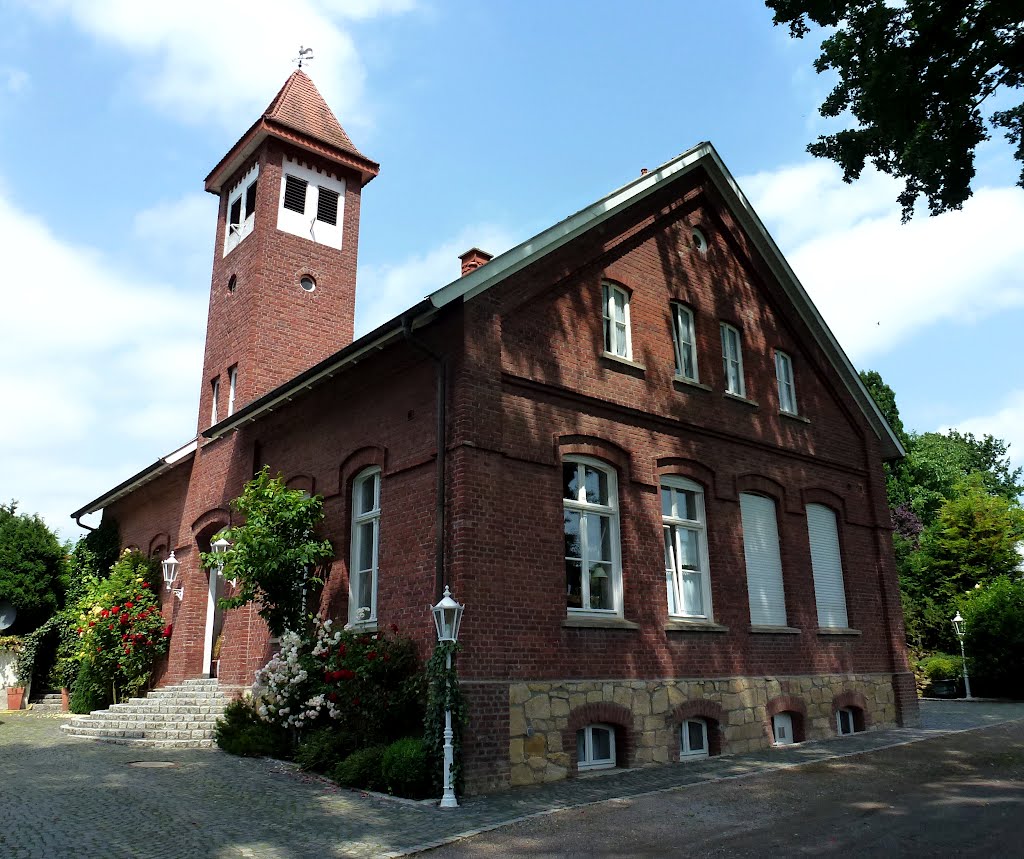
[{"left": 423, "top": 640, "right": 467, "bottom": 795}]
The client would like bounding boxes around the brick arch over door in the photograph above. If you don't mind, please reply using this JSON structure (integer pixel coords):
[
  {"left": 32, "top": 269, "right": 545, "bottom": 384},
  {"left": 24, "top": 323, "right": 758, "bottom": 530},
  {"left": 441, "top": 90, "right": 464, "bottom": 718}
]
[
  {"left": 765, "top": 694, "right": 808, "bottom": 743},
  {"left": 190, "top": 508, "right": 231, "bottom": 547},
  {"left": 669, "top": 699, "right": 726, "bottom": 759},
  {"left": 285, "top": 473, "right": 315, "bottom": 495},
  {"left": 564, "top": 702, "right": 634, "bottom": 775},
  {"left": 832, "top": 690, "right": 871, "bottom": 732}
]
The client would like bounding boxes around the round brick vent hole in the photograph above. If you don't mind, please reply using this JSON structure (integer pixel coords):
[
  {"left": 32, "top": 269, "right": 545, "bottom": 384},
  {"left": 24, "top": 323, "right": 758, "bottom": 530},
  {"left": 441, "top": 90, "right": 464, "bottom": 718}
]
[{"left": 127, "top": 761, "right": 178, "bottom": 768}]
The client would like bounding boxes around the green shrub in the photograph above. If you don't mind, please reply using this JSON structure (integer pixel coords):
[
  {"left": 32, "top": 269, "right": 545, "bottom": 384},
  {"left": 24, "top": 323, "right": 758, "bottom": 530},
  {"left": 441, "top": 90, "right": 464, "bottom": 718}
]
[
  {"left": 380, "top": 736, "right": 431, "bottom": 799},
  {"left": 960, "top": 576, "right": 1024, "bottom": 698},
  {"left": 918, "top": 653, "right": 962, "bottom": 682},
  {"left": 330, "top": 746, "right": 386, "bottom": 791},
  {"left": 215, "top": 698, "right": 292, "bottom": 759},
  {"left": 294, "top": 728, "right": 357, "bottom": 773}
]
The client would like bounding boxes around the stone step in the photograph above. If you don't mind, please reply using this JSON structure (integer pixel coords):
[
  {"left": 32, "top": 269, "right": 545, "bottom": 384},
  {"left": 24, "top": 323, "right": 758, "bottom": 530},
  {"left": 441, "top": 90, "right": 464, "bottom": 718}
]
[
  {"left": 60, "top": 728, "right": 215, "bottom": 749},
  {"left": 61, "top": 724, "right": 215, "bottom": 741},
  {"left": 106, "top": 703, "right": 225, "bottom": 715},
  {"left": 70, "top": 719, "right": 220, "bottom": 732}
]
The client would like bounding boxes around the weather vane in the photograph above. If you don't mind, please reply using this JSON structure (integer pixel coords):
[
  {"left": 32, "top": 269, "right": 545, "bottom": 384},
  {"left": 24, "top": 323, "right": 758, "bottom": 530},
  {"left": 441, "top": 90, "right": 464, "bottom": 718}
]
[{"left": 294, "top": 46, "right": 314, "bottom": 69}]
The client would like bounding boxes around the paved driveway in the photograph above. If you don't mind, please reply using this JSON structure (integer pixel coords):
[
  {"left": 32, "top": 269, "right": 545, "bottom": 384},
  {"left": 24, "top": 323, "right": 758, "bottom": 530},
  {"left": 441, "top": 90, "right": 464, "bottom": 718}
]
[{"left": 1, "top": 700, "right": 1023, "bottom": 858}]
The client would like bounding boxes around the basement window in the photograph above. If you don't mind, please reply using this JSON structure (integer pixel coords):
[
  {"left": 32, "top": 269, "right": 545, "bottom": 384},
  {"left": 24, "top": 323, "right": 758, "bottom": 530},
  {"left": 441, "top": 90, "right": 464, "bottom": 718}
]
[
  {"left": 680, "top": 718, "right": 710, "bottom": 760},
  {"left": 577, "top": 724, "right": 616, "bottom": 771}
]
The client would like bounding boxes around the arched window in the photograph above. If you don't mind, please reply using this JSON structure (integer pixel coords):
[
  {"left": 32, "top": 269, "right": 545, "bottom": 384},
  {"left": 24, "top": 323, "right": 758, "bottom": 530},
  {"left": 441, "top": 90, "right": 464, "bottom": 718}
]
[
  {"left": 349, "top": 467, "right": 381, "bottom": 626},
  {"left": 563, "top": 457, "right": 621, "bottom": 614},
  {"left": 740, "top": 493, "right": 788, "bottom": 627},
  {"left": 577, "top": 723, "right": 616, "bottom": 771},
  {"left": 680, "top": 718, "right": 710, "bottom": 760},
  {"left": 662, "top": 476, "right": 712, "bottom": 620}
]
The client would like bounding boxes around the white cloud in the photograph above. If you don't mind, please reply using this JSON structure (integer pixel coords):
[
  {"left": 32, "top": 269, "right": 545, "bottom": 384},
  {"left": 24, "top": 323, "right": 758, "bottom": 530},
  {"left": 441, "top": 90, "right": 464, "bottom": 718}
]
[
  {"left": 1, "top": 67, "right": 29, "bottom": 95},
  {"left": 355, "top": 224, "right": 517, "bottom": 335},
  {"left": 0, "top": 190, "right": 205, "bottom": 539},
  {"left": 742, "top": 162, "right": 1024, "bottom": 362},
  {"left": 950, "top": 391, "right": 1024, "bottom": 473},
  {"left": 24, "top": 0, "right": 417, "bottom": 131}
]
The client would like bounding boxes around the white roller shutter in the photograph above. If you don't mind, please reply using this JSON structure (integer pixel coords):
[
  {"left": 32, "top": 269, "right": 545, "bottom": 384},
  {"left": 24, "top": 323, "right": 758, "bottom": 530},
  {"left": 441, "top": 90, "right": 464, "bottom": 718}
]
[
  {"left": 806, "top": 503, "right": 849, "bottom": 628},
  {"left": 740, "top": 493, "right": 787, "bottom": 626}
]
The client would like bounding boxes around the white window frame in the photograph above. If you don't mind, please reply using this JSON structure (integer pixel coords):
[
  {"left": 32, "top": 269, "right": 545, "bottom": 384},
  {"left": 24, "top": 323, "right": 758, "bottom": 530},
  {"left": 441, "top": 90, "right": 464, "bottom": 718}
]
[
  {"left": 662, "top": 476, "right": 713, "bottom": 620},
  {"left": 836, "top": 707, "right": 858, "bottom": 736},
  {"left": 671, "top": 303, "right": 699, "bottom": 382},
  {"left": 277, "top": 157, "right": 347, "bottom": 249},
  {"left": 576, "top": 723, "right": 616, "bottom": 771},
  {"left": 740, "top": 493, "right": 788, "bottom": 627},
  {"left": 772, "top": 712, "right": 795, "bottom": 745},
  {"left": 210, "top": 377, "right": 220, "bottom": 427},
  {"left": 563, "top": 456, "right": 622, "bottom": 616},
  {"left": 223, "top": 162, "right": 259, "bottom": 256},
  {"left": 227, "top": 366, "right": 237, "bottom": 417},
  {"left": 679, "top": 718, "right": 710, "bottom": 760},
  {"left": 720, "top": 322, "right": 745, "bottom": 397},
  {"left": 601, "top": 282, "right": 632, "bottom": 359},
  {"left": 806, "top": 503, "right": 850, "bottom": 629},
  {"left": 349, "top": 467, "right": 381, "bottom": 627},
  {"left": 775, "top": 350, "right": 797, "bottom": 414}
]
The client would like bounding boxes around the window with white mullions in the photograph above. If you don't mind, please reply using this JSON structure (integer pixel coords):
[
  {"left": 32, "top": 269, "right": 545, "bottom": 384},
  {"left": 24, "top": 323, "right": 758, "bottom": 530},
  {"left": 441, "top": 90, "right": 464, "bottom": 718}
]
[
  {"left": 576, "top": 723, "right": 616, "bottom": 770},
  {"left": 775, "top": 350, "right": 797, "bottom": 414},
  {"left": 836, "top": 707, "right": 859, "bottom": 735},
  {"left": 563, "top": 457, "right": 621, "bottom": 614},
  {"left": 680, "top": 718, "right": 709, "bottom": 759},
  {"left": 662, "top": 477, "right": 712, "bottom": 619},
  {"left": 720, "top": 322, "right": 745, "bottom": 396},
  {"left": 227, "top": 365, "right": 237, "bottom": 417},
  {"left": 223, "top": 163, "right": 259, "bottom": 255},
  {"left": 350, "top": 468, "right": 381, "bottom": 625},
  {"left": 671, "top": 303, "right": 699, "bottom": 381},
  {"left": 602, "top": 282, "right": 632, "bottom": 359}
]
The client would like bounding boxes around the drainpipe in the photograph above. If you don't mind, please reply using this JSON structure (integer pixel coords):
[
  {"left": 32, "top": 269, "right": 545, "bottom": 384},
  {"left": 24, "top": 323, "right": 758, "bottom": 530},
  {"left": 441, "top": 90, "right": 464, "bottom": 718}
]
[
  {"left": 75, "top": 514, "right": 96, "bottom": 532},
  {"left": 401, "top": 313, "right": 447, "bottom": 601}
]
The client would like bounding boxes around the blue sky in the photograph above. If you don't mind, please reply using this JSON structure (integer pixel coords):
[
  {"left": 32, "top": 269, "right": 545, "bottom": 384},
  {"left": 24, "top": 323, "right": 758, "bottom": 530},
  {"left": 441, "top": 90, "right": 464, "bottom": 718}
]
[{"left": 2, "top": 0, "right": 1022, "bottom": 539}]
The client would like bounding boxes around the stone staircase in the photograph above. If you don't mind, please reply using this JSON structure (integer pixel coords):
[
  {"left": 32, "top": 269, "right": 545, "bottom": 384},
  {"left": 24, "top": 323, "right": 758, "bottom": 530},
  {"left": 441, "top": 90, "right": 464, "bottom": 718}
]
[
  {"left": 29, "top": 690, "right": 65, "bottom": 713},
  {"left": 60, "top": 678, "right": 229, "bottom": 748}
]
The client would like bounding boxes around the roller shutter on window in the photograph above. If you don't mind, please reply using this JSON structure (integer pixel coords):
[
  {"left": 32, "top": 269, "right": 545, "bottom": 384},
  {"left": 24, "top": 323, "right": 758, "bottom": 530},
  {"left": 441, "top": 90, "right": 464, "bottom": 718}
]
[
  {"left": 806, "top": 503, "right": 849, "bottom": 628},
  {"left": 740, "top": 493, "right": 787, "bottom": 626}
]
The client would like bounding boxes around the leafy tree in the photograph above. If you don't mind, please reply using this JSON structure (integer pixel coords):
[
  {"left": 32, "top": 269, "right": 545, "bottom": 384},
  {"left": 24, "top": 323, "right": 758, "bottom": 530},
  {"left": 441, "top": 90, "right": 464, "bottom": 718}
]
[
  {"left": 860, "top": 370, "right": 908, "bottom": 449},
  {"left": 0, "top": 502, "right": 67, "bottom": 632},
  {"left": 82, "top": 516, "right": 121, "bottom": 578},
  {"left": 903, "top": 476, "right": 1024, "bottom": 650},
  {"left": 959, "top": 576, "right": 1024, "bottom": 698},
  {"left": 202, "top": 467, "right": 333, "bottom": 637},
  {"left": 767, "top": 1, "right": 1024, "bottom": 220}
]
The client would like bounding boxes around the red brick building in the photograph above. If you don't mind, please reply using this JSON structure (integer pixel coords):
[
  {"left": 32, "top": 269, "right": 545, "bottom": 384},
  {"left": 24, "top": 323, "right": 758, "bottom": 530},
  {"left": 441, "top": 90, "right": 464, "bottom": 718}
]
[{"left": 74, "top": 71, "right": 918, "bottom": 793}]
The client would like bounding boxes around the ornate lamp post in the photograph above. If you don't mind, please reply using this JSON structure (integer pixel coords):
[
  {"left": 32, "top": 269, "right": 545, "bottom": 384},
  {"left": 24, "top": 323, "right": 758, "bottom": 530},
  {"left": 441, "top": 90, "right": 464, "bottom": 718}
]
[
  {"left": 951, "top": 611, "right": 974, "bottom": 700},
  {"left": 211, "top": 536, "right": 235, "bottom": 587},
  {"left": 161, "top": 552, "right": 183, "bottom": 600},
  {"left": 431, "top": 585, "right": 464, "bottom": 809}
]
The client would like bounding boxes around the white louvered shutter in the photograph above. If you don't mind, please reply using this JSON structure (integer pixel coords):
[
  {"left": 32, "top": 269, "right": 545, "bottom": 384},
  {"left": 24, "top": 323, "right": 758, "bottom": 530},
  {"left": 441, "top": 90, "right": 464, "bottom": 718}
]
[
  {"left": 806, "top": 503, "right": 849, "bottom": 628},
  {"left": 740, "top": 493, "right": 787, "bottom": 626}
]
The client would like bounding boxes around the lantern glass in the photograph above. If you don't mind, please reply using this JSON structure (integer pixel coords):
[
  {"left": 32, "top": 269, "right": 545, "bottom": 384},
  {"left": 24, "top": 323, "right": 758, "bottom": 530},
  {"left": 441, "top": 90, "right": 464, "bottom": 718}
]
[
  {"left": 212, "top": 537, "right": 231, "bottom": 556},
  {"left": 432, "top": 586, "right": 464, "bottom": 643},
  {"left": 952, "top": 611, "right": 965, "bottom": 639},
  {"left": 161, "top": 552, "right": 180, "bottom": 587}
]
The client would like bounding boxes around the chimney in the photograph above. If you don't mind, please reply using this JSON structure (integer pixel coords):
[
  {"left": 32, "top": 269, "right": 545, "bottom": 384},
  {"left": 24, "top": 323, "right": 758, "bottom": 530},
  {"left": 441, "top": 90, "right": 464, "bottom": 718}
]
[{"left": 459, "top": 247, "right": 494, "bottom": 277}]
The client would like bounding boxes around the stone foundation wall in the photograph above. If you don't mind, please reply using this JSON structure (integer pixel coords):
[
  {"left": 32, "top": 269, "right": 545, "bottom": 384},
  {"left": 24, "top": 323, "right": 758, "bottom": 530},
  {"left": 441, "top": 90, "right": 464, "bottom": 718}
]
[{"left": 507, "top": 672, "right": 899, "bottom": 788}]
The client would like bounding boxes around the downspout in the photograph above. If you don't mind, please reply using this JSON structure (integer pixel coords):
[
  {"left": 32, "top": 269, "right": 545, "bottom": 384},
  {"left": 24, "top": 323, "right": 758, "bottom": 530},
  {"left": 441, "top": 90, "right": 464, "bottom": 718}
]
[
  {"left": 75, "top": 514, "right": 96, "bottom": 532},
  {"left": 401, "top": 312, "right": 447, "bottom": 601}
]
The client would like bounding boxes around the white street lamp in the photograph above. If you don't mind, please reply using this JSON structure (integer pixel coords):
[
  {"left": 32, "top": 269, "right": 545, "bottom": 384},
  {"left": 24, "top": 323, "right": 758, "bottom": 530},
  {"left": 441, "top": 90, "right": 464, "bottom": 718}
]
[
  {"left": 431, "top": 585, "right": 464, "bottom": 809},
  {"left": 161, "top": 552, "right": 184, "bottom": 600},
  {"left": 951, "top": 612, "right": 974, "bottom": 700},
  {"left": 211, "top": 536, "right": 236, "bottom": 587}
]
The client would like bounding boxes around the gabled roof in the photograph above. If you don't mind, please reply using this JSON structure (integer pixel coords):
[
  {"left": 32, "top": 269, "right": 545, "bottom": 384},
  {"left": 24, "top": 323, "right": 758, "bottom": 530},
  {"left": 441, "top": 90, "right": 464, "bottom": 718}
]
[
  {"left": 205, "top": 70, "right": 379, "bottom": 194},
  {"left": 74, "top": 141, "right": 905, "bottom": 521}
]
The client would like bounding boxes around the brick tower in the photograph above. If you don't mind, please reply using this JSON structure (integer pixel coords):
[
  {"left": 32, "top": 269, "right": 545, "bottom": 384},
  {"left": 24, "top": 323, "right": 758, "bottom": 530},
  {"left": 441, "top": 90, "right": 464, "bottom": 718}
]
[{"left": 198, "top": 70, "right": 379, "bottom": 432}]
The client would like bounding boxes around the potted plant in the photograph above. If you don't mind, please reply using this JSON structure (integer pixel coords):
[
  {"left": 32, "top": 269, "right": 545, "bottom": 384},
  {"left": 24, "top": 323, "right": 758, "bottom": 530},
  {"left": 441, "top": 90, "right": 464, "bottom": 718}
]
[
  {"left": 1, "top": 635, "right": 25, "bottom": 710},
  {"left": 918, "top": 653, "right": 963, "bottom": 698}
]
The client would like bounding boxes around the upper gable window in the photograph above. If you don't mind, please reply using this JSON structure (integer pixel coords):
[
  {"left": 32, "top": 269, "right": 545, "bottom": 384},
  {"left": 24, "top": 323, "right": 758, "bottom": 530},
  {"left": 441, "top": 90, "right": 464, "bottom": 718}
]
[
  {"left": 720, "top": 323, "right": 745, "bottom": 397},
  {"left": 775, "top": 350, "right": 798, "bottom": 414},
  {"left": 223, "top": 163, "right": 259, "bottom": 256},
  {"left": 277, "top": 157, "right": 346, "bottom": 249},
  {"left": 602, "top": 282, "right": 632, "bottom": 359},
  {"left": 671, "top": 303, "right": 699, "bottom": 382}
]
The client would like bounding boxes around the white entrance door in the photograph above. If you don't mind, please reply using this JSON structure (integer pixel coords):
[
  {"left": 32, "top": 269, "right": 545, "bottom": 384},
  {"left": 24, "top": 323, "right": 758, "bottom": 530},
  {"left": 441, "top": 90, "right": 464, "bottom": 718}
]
[{"left": 201, "top": 570, "right": 221, "bottom": 677}]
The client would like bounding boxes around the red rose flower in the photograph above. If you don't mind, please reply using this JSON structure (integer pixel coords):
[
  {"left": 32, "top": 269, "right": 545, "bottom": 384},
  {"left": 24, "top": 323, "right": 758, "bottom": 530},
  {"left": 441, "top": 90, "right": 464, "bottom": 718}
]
[
  {"left": 337, "top": 644, "right": 346, "bottom": 657},
  {"left": 119, "top": 614, "right": 130, "bottom": 625},
  {"left": 327, "top": 692, "right": 338, "bottom": 703},
  {"left": 96, "top": 647, "right": 102, "bottom": 653},
  {"left": 100, "top": 609, "right": 109, "bottom": 618},
  {"left": 124, "top": 602, "right": 134, "bottom": 610},
  {"left": 162, "top": 624, "right": 173, "bottom": 637},
  {"left": 108, "top": 624, "right": 114, "bottom": 631},
  {"left": 339, "top": 669, "right": 355, "bottom": 680},
  {"left": 88, "top": 621, "right": 95, "bottom": 627},
  {"left": 383, "top": 654, "right": 390, "bottom": 663},
  {"left": 323, "top": 671, "right": 333, "bottom": 682},
  {"left": 352, "top": 696, "right": 361, "bottom": 707},
  {"left": 141, "top": 582, "right": 149, "bottom": 588},
  {"left": 111, "top": 606, "right": 120, "bottom": 614},
  {"left": 366, "top": 651, "right": 377, "bottom": 661}
]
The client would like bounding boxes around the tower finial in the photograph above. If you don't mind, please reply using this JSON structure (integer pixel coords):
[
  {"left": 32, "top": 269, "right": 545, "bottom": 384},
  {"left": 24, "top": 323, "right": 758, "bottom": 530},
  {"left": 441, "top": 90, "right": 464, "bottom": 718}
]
[{"left": 294, "top": 46, "right": 314, "bottom": 69}]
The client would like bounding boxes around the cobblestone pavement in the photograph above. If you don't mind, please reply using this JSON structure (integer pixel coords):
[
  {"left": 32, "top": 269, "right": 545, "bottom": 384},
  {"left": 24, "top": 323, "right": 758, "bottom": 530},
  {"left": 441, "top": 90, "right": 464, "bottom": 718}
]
[{"left": 2, "top": 700, "right": 1023, "bottom": 859}]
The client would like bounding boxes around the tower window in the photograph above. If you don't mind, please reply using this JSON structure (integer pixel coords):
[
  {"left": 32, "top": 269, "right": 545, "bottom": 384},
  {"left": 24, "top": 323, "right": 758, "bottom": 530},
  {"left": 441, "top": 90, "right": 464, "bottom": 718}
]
[
  {"left": 300, "top": 275, "right": 316, "bottom": 292},
  {"left": 227, "top": 274, "right": 237, "bottom": 293},
  {"left": 210, "top": 377, "right": 220, "bottom": 427},
  {"left": 283, "top": 175, "right": 308, "bottom": 214},
  {"left": 227, "top": 366, "right": 238, "bottom": 416},
  {"left": 317, "top": 187, "right": 339, "bottom": 226},
  {"left": 223, "top": 163, "right": 259, "bottom": 256}
]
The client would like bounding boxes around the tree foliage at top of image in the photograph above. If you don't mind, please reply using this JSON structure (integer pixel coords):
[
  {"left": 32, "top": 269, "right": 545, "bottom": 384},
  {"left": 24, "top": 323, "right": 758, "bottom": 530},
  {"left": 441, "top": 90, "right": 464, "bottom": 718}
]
[
  {"left": 767, "top": 1, "right": 1024, "bottom": 220},
  {"left": 201, "top": 467, "right": 334, "bottom": 637},
  {"left": 0, "top": 501, "right": 67, "bottom": 632}
]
